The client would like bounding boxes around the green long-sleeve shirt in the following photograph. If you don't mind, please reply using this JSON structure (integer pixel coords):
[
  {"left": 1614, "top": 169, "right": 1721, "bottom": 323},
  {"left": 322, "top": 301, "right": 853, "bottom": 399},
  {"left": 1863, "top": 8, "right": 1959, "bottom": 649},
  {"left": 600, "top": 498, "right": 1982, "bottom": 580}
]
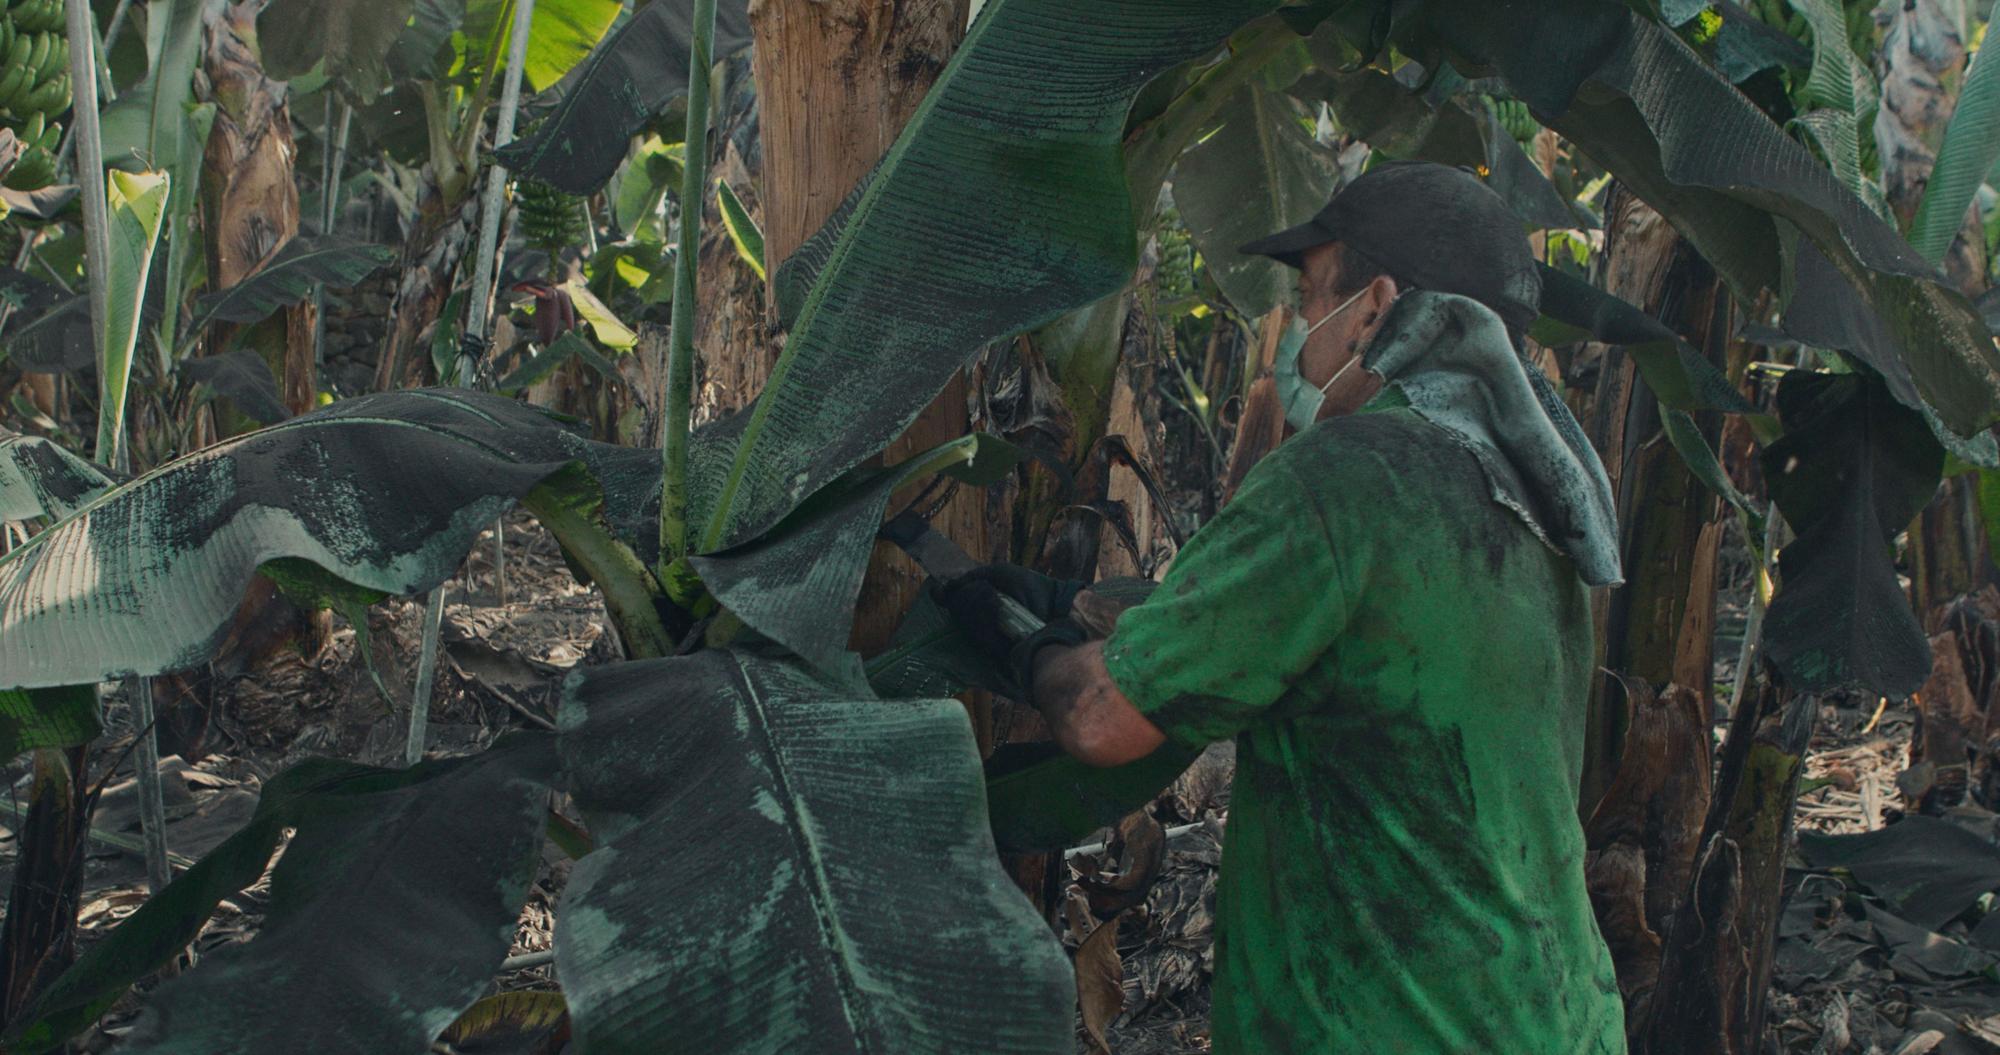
[{"left": 1102, "top": 405, "right": 1624, "bottom": 1053}]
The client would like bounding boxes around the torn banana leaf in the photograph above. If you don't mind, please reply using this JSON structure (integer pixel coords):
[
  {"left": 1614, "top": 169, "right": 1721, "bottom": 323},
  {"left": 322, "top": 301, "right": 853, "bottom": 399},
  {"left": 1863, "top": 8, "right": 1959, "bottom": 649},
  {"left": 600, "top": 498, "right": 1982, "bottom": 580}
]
[
  {"left": 1420, "top": 1, "right": 2000, "bottom": 433},
  {"left": 0, "top": 388, "right": 663, "bottom": 690}
]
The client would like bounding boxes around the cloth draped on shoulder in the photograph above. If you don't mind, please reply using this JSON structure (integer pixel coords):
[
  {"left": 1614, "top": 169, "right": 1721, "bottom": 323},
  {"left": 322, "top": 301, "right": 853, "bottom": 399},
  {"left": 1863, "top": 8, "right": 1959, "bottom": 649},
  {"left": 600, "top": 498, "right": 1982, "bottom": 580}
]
[{"left": 1362, "top": 290, "right": 1623, "bottom": 587}]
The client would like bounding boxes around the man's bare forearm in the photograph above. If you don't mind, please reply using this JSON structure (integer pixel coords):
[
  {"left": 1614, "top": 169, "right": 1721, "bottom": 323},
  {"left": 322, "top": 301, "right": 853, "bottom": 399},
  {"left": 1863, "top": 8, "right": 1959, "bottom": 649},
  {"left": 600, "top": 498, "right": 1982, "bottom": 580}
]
[{"left": 1030, "top": 640, "right": 1166, "bottom": 767}]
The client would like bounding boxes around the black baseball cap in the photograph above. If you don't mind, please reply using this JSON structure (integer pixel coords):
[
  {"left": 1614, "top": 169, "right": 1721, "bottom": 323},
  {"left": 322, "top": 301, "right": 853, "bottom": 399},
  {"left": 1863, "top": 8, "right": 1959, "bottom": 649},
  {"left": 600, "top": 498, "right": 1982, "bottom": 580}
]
[{"left": 1240, "top": 161, "right": 1542, "bottom": 333}]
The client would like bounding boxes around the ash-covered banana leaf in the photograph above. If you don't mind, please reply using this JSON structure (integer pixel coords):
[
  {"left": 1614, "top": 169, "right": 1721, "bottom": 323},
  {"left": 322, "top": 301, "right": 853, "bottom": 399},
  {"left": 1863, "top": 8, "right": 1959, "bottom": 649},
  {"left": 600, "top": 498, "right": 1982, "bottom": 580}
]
[
  {"left": 496, "top": 0, "right": 755, "bottom": 194},
  {"left": 704, "top": 0, "right": 1282, "bottom": 552},
  {"left": 1760, "top": 371, "right": 1944, "bottom": 698},
  {"left": 0, "top": 388, "right": 666, "bottom": 690},
  {"left": 691, "top": 434, "right": 1027, "bottom": 676},
  {"left": 1413, "top": 0, "right": 2000, "bottom": 434},
  {"left": 8, "top": 738, "right": 556, "bottom": 1054},
  {"left": 0, "top": 431, "right": 113, "bottom": 522},
  {"left": 555, "top": 650, "right": 1072, "bottom": 1053}
]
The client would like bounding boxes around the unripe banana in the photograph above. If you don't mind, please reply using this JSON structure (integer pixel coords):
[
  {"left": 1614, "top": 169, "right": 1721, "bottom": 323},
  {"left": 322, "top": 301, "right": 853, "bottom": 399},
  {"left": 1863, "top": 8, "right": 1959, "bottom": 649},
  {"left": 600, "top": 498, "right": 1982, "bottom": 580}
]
[
  {"left": 38, "top": 33, "right": 65, "bottom": 83},
  {"left": 0, "top": 66, "right": 26, "bottom": 111},
  {"left": 24, "top": 33, "right": 48, "bottom": 84},
  {"left": 23, "top": 71, "right": 65, "bottom": 114},
  {"left": 4, "top": 140, "right": 52, "bottom": 190}
]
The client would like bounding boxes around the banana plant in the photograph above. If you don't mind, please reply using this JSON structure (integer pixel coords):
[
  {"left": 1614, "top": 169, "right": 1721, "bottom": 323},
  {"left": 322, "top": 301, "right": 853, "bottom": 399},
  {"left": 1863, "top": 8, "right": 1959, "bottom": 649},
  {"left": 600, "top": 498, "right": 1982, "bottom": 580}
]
[{"left": 0, "top": 0, "right": 1282, "bottom": 1049}]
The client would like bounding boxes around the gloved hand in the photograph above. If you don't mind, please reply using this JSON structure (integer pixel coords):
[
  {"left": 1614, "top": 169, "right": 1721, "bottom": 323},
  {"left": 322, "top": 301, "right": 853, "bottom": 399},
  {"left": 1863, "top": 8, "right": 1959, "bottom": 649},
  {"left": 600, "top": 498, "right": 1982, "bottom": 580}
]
[{"left": 933, "top": 564, "right": 1087, "bottom": 703}]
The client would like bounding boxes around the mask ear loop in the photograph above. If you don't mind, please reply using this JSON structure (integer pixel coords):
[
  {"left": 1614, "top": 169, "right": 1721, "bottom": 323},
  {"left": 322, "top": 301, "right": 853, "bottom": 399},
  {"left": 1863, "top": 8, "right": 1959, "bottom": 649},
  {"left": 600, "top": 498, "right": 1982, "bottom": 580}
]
[
  {"left": 1303, "top": 285, "right": 1371, "bottom": 337},
  {"left": 1316, "top": 352, "right": 1363, "bottom": 397}
]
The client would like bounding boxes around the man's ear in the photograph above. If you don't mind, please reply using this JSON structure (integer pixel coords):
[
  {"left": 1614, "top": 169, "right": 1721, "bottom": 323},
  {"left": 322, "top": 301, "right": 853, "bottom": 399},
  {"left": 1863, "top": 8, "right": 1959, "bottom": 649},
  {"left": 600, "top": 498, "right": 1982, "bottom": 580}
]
[{"left": 1363, "top": 273, "right": 1399, "bottom": 318}]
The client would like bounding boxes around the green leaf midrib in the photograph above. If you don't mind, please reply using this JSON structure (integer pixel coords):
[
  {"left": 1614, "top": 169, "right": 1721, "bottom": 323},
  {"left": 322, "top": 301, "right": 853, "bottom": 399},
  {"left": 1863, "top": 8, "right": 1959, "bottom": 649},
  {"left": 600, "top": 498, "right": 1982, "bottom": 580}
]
[{"left": 730, "top": 655, "right": 881, "bottom": 1051}]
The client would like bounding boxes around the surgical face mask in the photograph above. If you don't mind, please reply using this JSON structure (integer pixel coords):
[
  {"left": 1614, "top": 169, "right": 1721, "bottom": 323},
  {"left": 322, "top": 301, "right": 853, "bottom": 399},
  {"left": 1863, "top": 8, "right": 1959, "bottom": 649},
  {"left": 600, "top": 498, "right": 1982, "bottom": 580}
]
[{"left": 1274, "top": 286, "right": 1370, "bottom": 431}]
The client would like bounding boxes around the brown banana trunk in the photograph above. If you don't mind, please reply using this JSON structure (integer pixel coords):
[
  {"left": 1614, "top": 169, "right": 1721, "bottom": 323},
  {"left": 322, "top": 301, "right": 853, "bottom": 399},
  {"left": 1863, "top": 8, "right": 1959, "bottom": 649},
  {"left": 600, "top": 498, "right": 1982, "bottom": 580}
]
[
  {"left": 199, "top": 1, "right": 312, "bottom": 417},
  {"left": 1582, "top": 187, "right": 1731, "bottom": 806},
  {"left": 1641, "top": 678, "right": 1816, "bottom": 1054},
  {"left": 749, "top": 0, "right": 978, "bottom": 658},
  {"left": 0, "top": 747, "right": 89, "bottom": 1027}
]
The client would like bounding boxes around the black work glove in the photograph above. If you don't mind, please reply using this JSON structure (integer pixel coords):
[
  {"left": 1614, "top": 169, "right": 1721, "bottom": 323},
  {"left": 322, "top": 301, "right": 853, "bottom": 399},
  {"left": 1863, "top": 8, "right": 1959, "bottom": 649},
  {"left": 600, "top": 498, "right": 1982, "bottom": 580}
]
[{"left": 933, "top": 565, "right": 1087, "bottom": 704}]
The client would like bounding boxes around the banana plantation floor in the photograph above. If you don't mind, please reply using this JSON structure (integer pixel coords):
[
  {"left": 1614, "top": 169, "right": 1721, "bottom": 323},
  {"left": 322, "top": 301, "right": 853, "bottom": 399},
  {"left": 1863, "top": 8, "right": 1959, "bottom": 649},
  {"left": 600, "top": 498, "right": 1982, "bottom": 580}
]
[{"left": 0, "top": 514, "right": 1995, "bottom": 1053}]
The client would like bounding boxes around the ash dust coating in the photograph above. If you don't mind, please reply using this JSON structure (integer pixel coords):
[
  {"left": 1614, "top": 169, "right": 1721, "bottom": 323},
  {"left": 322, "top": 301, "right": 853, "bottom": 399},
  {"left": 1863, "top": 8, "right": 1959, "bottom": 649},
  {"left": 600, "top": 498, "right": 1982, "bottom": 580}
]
[
  {"left": 555, "top": 650, "right": 1073, "bottom": 1054},
  {"left": 0, "top": 433, "right": 113, "bottom": 521},
  {"left": 0, "top": 390, "right": 619, "bottom": 690},
  {"left": 1102, "top": 409, "right": 1624, "bottom": 1052}
]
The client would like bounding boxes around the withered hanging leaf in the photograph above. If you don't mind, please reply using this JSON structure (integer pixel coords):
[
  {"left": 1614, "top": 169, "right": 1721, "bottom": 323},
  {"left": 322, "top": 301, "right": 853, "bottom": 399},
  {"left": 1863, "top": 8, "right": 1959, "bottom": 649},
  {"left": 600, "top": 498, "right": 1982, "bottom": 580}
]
[
  {"left": 1761, "top": 372, "right": 1943, "bottom": 697},
  {"left": 1076, "top": 914, "right": 1125, "bottom": 1055}
]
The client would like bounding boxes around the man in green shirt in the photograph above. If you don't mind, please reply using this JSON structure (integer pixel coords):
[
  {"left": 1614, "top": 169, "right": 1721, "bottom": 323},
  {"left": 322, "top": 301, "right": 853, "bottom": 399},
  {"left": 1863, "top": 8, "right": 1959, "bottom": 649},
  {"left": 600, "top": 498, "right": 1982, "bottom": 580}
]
[{"left": 944, "top": 162, "right": 1628, "bottom": 1052}]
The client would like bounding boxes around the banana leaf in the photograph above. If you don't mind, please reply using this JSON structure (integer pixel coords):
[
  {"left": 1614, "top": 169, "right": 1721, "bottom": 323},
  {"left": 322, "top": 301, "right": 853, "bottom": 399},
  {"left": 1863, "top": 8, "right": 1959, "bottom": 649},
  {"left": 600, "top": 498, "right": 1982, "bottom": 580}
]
[
  {"left": 0, "top": 389, "right": 666, "bottom": 690},
  {"left": 1761, "top": 371, "right": 1944, "bottom": 697},
  {"left": 258, "top": 0, "right": 422, "bottom": 97},
  {"left": 9, "top": 738, "right": 557, "bottom": 1054},
  {"left": 98, "top": 170, "right": 171, "bottom": 463},
  {"left": 0, "top": 686, "right": 100, "bottom": 775},
  {"left": 691, "top": 434, "right": 1028, "bottom": 676},
  {"left": 179, "top": 349, "right": 291, "bottom": 425},
  {"left": 1908, "top": 39, "right": 2000, "bottom": 264},
  {"left": 555, "top": 650, "right": 1073, "bottom": 1053},
  {"left": 704, "top": 0, "right": 1283, "bottom": 553},
  {"left": 1170, "top": 80, "right": 1338, "bottom": 318},
  {"left": 0, "top": 431, "right": 113, "bottom": 521},
  {"left": 497, "top": 0, "right": 756, "bottom": 194},
  {"left": 182, "top": 236, "right": 395, "bottom": 349},
  {"left": 1415, "top": 0, "right": 2000, "bottom": 434},
  {"left": 462, "top": 0, "right": 624, "bottom": 94}
]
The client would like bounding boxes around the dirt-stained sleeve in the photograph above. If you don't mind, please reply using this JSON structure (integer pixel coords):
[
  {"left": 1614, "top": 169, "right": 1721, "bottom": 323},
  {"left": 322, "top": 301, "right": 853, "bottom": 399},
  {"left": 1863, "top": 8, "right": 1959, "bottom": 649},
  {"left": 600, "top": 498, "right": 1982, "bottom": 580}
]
[{"left": 1100, "top": 443, "right": 1354, "bottom": 750}]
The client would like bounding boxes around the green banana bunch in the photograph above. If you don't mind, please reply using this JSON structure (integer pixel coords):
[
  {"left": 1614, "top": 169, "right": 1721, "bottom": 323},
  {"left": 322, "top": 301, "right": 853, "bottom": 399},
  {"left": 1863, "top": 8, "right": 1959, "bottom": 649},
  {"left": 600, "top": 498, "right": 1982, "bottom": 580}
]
[
  {"left": 3, "top": 110, "right": 60, "bottom": 190},
  {"left": 1489, "top": 97, "right": 1539, "bottom": 143},
  {"left": 7, "top": 0, "right": 64, "bottom": 35},
  {"left": 514, "top": 178, "right": 587, "bottom": 257},
  {"left": 1153, "top": 205, "right": 1196, "bottom": 304},
  {"left": 0, "top": 31, "right": 70, "bottom": 113}
]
